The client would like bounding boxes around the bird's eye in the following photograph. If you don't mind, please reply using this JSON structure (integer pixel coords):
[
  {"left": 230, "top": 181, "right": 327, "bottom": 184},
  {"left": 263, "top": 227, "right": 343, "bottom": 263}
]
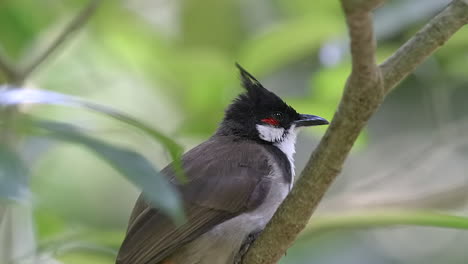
[{"left": 272, "top": 112, "right": 284, "bottom": 120}]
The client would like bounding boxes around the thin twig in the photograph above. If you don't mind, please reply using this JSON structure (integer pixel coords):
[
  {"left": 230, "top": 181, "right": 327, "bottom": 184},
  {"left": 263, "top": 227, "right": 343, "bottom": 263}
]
[
  {"left": 0, "top": 51, "right": 20, "bottom": 83},
  {"left": 19, "top": 0, "right": 101, "bottom": 81},
  {"left": 381, "top": 0, "right": 468, "bottom": 94}
]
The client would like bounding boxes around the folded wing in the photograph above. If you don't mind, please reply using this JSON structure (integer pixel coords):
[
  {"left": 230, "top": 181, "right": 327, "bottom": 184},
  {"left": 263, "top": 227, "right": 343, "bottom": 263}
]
[{"left": 116, "top": 137, "right": 272, "bottom": 264}]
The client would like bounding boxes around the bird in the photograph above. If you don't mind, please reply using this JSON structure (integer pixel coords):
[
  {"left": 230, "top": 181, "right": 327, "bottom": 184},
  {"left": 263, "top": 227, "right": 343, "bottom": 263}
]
[{"left": 116, "top": 64, "right": 329, "bottom": 264}]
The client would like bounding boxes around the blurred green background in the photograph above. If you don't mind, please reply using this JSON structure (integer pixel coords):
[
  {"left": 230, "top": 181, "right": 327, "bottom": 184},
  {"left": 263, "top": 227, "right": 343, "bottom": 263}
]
[{"left": 1, "top": 0, "right": 468, "bottom": 263}]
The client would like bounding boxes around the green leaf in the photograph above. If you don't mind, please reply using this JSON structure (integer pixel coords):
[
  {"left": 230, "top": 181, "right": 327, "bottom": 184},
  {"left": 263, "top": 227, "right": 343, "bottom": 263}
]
[
  {"left": 300, "top": 210, "right": 468, "bottom": 242},
  {"left": 0, "top": 145, "right": 30, "bottom": 202},
  {"left": 32, "top": 120, "right": 183, "bottom": 222},
  {"left": 0, "top": 86, "right": 186, "bottom": 181}
]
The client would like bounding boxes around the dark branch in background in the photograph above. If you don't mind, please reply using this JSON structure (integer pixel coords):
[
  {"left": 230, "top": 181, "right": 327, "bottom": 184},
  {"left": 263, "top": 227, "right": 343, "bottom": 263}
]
[
  {"left": 242, "top": 0, "right": 468, "bottom": 263},
  {"left": 0, "top": 0, "right": 101, "bottom": 144},
  {"left": 0, "top": 51, "right": 20, "bottom": 82},
  {"left": 0, "top": 0, "right": 101, "bottom": 84},
  {"left": 381, "top": 0, "right": 468, "bottom": 94},
  {"left": 20, "top": 0, "right": 102, "bottom": 81}
]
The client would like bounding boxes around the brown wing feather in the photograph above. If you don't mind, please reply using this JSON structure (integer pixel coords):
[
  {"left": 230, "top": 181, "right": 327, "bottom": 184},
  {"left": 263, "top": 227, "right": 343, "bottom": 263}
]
[{"left": 116, "top": 137, "right": 272, "bottom": 264}]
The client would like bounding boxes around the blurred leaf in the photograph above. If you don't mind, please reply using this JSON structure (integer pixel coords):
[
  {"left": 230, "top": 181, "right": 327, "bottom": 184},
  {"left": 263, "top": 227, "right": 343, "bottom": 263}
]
[
  {"left": 300, "top": 210, "right": 468, "bottom": 242},
  {"left": 0, "top": 87, "right": 182, "bottom": 153},
  {"left": 0, "top": 86, "right": 186, "bottom": 181},
  {"left": 181, "top": 0, "right": 242, "bottom": 53},
  {"left": 32, "top": 120, "right": 183, "bottom": 222},
  {"left": 35, "top": 209, "right": 67, "bottom": 239},
  {"left": 0, "top": 145, "right": 30, "bottom": 202},
  {"left": 168, "top": 51, "right": 236, "bottom": 135},
  {"left": 92, "top": 3, "right": 177, "bottom": 84},
  {"left": 312, "top": 63, "right": 349, "bottom": 105},
  {"left": 54, "top": 241, "right": 116, "bottom": 258},
  {"left": 37, "top": 228, "right": 124, "bottom": 258},
  {"left": 276, "top": 0, "right": 341, "bottom": 18},
  {"left": 57, "top": 251, "right": 114, "bottom": 264},
  {"left": 83, "top": 230, "right": 124, "bottom": 249},
  {"left": 238, "top": 16, "right": 343, "bottom": 74}
]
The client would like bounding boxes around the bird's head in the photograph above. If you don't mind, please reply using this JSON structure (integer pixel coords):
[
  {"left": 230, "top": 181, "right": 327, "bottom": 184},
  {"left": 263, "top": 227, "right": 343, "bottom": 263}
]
[{"left": 217, "top": 64, "right": 329, "bottom": 144}]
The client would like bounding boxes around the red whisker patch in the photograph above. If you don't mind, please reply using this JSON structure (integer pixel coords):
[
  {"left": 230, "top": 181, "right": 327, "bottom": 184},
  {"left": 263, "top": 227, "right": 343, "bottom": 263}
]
[{"left": 261, "top": 118, "right": 280, "bottom": 126}]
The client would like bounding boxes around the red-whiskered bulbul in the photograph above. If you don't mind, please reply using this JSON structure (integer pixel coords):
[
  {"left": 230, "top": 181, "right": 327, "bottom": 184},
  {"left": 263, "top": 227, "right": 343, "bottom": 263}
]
[{"left": 116, "top": 64, "right": 328, "bottom": 264}]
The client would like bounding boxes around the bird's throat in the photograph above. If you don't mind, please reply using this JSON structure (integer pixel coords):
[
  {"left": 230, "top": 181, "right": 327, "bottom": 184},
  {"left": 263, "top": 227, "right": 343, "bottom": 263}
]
[
  {"left": 273, "top": 126, "right": 297, "bottom": 186},
  {"left": 256, "top": 124, "right": 298, "bottom": 185}
]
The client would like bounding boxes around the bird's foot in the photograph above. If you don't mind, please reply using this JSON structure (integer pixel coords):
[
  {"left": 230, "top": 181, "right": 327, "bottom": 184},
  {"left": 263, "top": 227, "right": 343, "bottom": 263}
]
[{"left": 234, "top": 230, "right": 262, "bottom": 264}]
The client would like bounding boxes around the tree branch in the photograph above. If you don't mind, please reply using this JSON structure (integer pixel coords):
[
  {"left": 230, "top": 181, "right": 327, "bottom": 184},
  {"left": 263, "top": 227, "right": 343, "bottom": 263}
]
[
  {"left": 242, "top": 0, "right": 468, "bottom": 263},
  {"left": 0, "top": 51, "right": 20, "bottom": 83},
  {"left": 19, "top": 0, "right": 101, "bottom": 81},
  {"left": 381, "top": 0, "right": 468, "bottom": 94}
]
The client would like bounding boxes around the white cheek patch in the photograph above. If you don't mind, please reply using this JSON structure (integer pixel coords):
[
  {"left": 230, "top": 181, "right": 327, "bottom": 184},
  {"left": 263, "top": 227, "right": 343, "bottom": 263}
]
[{"left": 256, "top": 124, "right": 285, "bottom": 143}]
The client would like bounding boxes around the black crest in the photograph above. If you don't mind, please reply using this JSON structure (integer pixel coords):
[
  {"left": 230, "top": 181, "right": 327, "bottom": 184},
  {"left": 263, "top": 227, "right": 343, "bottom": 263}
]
[
  {"left": 216, "top": 64, "right": 300, "bottom": 139},
  {"left": 235, "top": 63, "right": 282, "bottom": 104},
  {"left": 236, "top": 63, "right": 264, "bottom": 93}
]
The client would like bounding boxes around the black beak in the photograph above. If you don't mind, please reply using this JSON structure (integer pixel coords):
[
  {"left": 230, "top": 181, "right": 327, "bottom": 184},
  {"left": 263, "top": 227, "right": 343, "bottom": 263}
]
[{"left": 294, "top": 114, "right": 329, "bottom": 127}]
